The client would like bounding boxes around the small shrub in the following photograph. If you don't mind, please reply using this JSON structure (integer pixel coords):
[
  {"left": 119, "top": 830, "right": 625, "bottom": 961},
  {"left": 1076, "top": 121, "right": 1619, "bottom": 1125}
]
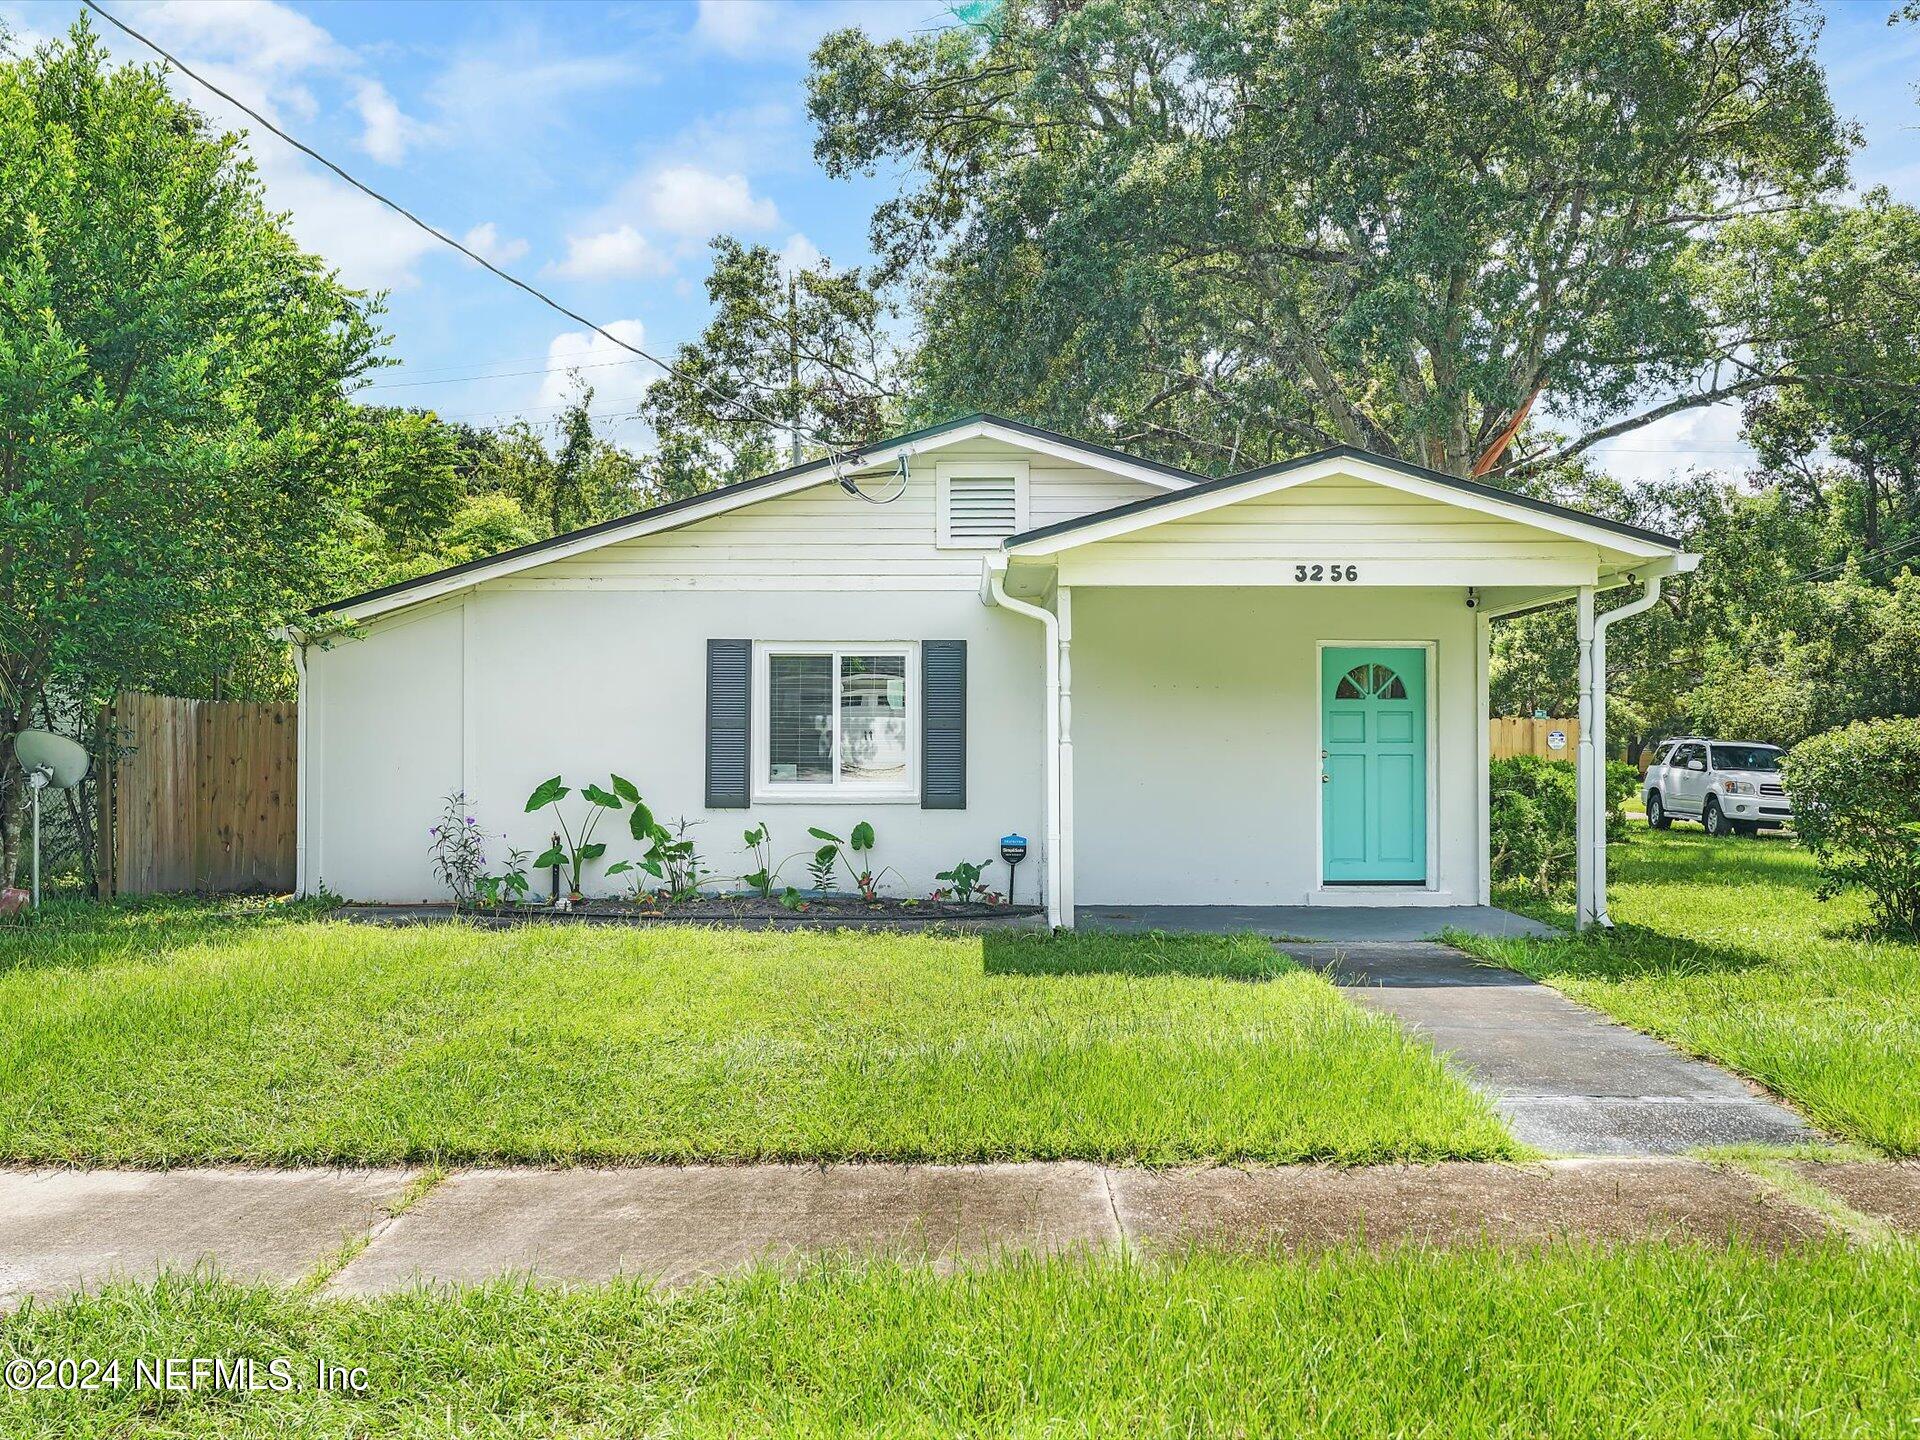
[
  {"left": 933, "top": 857, "right": 998, "bottom": 904},
  {"left": 427, "top": 791, "right": 486, "bottom": 908},
  {"left": 1784, "top": 718, "right": 1920, "bottom": 936},
  {"left": 473, "top": 846, "right": 532, "bottom": 910},
  {"left": 807, "top": 820, "right": 903, "bottom": 902},
  {"left": 1488, "top": 755, "right": 1636, "bottom": 895}
]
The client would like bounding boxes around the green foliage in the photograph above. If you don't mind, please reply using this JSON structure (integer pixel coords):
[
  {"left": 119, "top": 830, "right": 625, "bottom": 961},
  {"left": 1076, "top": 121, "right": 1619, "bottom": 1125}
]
[
  {"left": 1488, "top": 756, "right": 1634, "bottom": 895},
  {"left": 1785, "top": 719, "right": 1920, "bottom": 935},
  {"left": 426, "top": 791, "right": 486, "bottom": 908},
  {"left": 473, "top": 845, "right": 533, "bottom": 911},
  {"left": 933, "top": 857, "right": 997, "bottom": 904},
  {"left": 524, "top": 774, "right": 633, "bottom": 897},
  {"left": 810, "top": 0, "right": 1853, "bottom": 478},
  {"left": 0, "top": 19, "right": 385, "bottom": 876},
  {"left": 641, "top": 236, "right": 902, "bottom": 496},
  {"left": 804, "top": 819, "right": 900, "bottom": 901}
]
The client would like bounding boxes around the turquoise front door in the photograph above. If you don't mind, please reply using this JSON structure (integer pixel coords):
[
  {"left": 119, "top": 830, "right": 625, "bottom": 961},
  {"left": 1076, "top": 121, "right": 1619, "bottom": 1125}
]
[{"left": 1321, "top": 646, "right": 1428, "bottom": 884}]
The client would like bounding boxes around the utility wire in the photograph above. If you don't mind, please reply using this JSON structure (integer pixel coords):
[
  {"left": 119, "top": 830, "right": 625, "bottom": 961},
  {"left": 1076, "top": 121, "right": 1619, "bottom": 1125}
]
[{"left": 81, "top": 0, "right": 860, "bottom": 476}]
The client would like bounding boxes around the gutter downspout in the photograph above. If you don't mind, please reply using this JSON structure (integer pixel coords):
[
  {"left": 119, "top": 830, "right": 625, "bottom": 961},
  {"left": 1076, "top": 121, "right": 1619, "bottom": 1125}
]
[
  {"left": 1588, "top": 554, "right": 1696, "bottom": 929},
  {"left": 983, "top": 559, "right": 1063, "bottom": 929}
]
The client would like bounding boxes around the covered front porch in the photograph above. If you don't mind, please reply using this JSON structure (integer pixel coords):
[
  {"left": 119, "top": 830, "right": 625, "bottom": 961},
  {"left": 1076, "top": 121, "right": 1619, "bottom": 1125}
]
[{"left": 981, "top": 448, "right": 1697, "bottom": 931}]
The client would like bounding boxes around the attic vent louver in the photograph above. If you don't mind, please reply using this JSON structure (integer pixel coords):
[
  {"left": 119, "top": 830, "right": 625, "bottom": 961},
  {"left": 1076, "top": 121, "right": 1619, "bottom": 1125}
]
[{"left": 936, "top": 460, "right": 1029, "bottom": 549}]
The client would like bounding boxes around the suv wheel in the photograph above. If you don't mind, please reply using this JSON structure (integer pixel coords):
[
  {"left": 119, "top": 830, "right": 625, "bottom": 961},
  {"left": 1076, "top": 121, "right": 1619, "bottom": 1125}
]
[
  {"left": 1646, "top": 792, "right": 1671, "bottom": 830},
  {"left": 1702, "top": 797, "right": 1732, "bottom": 837}
]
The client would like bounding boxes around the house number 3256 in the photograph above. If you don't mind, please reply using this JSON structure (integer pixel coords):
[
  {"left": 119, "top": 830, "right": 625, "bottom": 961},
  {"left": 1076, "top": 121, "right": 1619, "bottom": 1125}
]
[{"left": 1294, "top": 563, "right": 1359, "bottom": 582}]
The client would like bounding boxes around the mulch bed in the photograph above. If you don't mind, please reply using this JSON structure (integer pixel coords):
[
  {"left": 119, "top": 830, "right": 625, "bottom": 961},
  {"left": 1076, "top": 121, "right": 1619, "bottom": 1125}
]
[{"left": 336, "top": 895, "right": 1047, "bottom": 932}]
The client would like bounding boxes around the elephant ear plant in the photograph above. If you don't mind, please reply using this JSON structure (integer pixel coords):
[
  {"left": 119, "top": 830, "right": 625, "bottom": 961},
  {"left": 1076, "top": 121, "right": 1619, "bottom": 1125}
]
[
  {"left": 526, "top": 774, "right": 637, "bottom": 900},
  {"left": 807, "top": 820, "right": 901, "bottom": 903},
  {"left": 607, "top": 791, "right": 675, "bottom": 894}
]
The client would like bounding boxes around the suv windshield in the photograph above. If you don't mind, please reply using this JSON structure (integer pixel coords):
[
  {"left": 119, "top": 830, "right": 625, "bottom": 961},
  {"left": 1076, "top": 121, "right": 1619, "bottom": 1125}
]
[{"left": 1711, "top": 744, "right": 1781, "bottom": 772}]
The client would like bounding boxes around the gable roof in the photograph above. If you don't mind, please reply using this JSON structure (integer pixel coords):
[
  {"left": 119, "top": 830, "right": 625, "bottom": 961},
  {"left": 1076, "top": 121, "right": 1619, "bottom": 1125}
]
[
  {"left": 1003, "top": 445, "right": 1683, "bottom": 555},
  {"left": 311, "top": 413, "right": 1207, "bottom": 624}
]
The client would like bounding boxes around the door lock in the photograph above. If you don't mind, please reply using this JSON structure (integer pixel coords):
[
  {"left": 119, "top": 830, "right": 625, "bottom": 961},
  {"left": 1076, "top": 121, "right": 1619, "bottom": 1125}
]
[{"left": 1321, "top": 773, "right": 1331, "bottom": 783}]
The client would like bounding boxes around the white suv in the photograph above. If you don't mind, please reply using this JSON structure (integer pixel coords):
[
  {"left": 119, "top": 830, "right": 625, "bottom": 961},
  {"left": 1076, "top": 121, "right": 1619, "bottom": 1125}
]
[{"left": 1644, "top": 738, "right": 1792, "bottom": 836}]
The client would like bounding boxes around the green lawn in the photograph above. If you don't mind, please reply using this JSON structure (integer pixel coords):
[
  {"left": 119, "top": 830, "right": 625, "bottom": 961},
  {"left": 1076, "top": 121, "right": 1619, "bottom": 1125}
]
[
  {"left": 5, "top": 1247, "right": 1915, "bottom": 1438},
  {"left": 0, "top": 898, "right": 1513, "bottom": 1165},
  {"left": 1452, "top": 828, "right": 1920, "bottom": 1155}
]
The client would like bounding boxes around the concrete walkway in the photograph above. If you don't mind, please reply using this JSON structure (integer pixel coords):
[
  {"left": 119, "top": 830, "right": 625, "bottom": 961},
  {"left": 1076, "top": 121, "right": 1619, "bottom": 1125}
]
[
  {"left": 3, "top": 1157, "right": 1881, "bottom": 1307},
  {"left": 1282, "top": 942, "right": 1817, "bottom": 1155},
  {"left": 1078, "top": 905, "right": 1553, "bottom": 942}
]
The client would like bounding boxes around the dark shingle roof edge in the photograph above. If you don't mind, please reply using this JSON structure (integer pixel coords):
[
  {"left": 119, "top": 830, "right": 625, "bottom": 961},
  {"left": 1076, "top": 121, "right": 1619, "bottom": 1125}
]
[
  {"left": 1003, "top": 444, "right": 1684, "bottom": 550},
  {"left": 309, "top": 413, "right": 1212, "bottom": 617}
]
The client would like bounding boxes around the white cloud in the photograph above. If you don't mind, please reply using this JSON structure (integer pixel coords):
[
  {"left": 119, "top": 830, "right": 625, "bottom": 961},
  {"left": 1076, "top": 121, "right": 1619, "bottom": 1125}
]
[
  {"left": 462, "top": 222, "right": 530, "bottom": 265},
  {"left": 353, "top": 78, "right": 429, "bottom": 164},
  {"left": 551, "top": 225, "right": 673, "bottom": 280},
  {"left": 425, "top": 29, "right": 649, "bottom": 150},
  {"left": 778, "top": 231, "right": 823, "bottom": 276},
  {"left": 642, "top": 165, "right": 781, "bottom": 237},
  {"left": 537, "top": 320, "right": 657, "bottom": 418},
  {"left": 693, "top": 0, "right": 932, "bottom": 60},
  {"left": 1587, "top": 401, "right": 1757, "bottom": 485}
]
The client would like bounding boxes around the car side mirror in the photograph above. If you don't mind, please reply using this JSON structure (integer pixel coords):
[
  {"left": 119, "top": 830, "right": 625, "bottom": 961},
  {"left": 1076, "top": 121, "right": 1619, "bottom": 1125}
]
[{"left": 1687, "top": 759, "right": 1705, "bottom": 772}]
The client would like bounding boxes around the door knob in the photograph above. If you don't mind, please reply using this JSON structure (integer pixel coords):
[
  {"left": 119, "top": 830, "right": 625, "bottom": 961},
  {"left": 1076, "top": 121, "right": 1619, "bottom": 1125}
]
[{"left": 1321, "top": 773, "right": 1331, "bottom": 783}]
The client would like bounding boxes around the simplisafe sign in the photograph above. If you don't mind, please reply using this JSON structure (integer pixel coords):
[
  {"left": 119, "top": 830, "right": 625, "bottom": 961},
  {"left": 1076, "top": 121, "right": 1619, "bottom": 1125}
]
[{"left": 1547, "top": 730, "right": 1567, "bottom": 751}]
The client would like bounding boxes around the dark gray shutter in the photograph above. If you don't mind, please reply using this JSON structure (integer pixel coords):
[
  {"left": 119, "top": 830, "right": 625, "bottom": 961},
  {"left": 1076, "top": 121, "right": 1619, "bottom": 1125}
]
[
  {"left": 921, "top": 640, "right": 966, "bottom": 809},
  {"left": 706, "top": 639, "right": 752, "bottom": 808}
]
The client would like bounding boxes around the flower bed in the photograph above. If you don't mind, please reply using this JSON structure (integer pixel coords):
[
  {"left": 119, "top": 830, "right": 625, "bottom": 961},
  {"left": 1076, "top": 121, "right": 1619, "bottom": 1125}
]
[{"left": 338, "top": 895, "right": 1045, "bottom": 931}]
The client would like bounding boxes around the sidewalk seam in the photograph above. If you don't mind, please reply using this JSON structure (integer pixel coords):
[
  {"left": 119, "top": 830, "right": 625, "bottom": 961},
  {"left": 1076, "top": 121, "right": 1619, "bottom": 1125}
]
[{"left": 1099, "top": 1166, "right": 1128, "bottom": 1250}]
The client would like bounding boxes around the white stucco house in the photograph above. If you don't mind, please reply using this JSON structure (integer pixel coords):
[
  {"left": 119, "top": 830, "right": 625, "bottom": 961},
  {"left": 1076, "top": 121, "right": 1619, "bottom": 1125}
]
[{"left": 294, "top": 414, "right": 1695, "bottom": 929}]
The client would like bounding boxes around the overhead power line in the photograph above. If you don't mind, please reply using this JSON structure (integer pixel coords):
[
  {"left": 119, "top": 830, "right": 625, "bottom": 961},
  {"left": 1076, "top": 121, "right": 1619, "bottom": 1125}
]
[{"left": 81, "top": 0, "right": 845, "bottom": 467}]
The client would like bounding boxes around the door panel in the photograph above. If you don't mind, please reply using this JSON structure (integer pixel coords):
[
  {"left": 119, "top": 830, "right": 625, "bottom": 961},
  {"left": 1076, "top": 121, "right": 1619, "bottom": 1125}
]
[{"left": 1322, "top": 646, "right": 1428, "bottom": 883}]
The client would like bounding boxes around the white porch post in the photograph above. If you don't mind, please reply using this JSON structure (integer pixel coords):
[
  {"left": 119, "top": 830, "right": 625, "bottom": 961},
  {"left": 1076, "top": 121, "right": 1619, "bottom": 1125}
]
[
  {"left": 1475, "top": 610, "right": 1492, "bottom": 905},
  {"left": 1574, "top": 584, "right": 1599, "bottom": 930},
  {"left": 1056, "top": 586, "right": 1075, "bottom": 926}
]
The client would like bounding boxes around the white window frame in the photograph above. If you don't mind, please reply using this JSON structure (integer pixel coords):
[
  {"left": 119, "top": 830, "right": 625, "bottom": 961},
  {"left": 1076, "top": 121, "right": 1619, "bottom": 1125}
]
[
  {"left": 753, "top": 642, "right": 919, "bottom": 803},
  {"left": 935, "top": 458, "right": 1030, "bottom": 550}
]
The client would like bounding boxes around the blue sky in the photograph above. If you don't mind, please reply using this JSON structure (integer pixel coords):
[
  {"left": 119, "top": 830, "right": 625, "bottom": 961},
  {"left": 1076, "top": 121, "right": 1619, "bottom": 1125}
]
[{"left": 5, "top": 0, "right": 1919, "bottom": 481}]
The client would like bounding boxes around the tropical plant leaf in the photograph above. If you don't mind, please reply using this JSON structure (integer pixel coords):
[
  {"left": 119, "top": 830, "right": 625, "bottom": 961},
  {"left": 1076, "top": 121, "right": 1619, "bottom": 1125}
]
[
  {"left": 609, "top": 773, "right": 641, "bottom": 804},
  {"left": 807, "top": 827, "right": 843, "bottom": 844},
  {"left": 629, "top": 802, "right": 658, "bottom": 842},
  {"left": 580, "top": 842, "right": 607, "bottom": 861},
  {"left": 525, "top": 776, "right": 568, "bottom": 812},
  {"left": 850, "top": 821, "right": 875, "bottom": 851},
  {"left": 533, "top": 846, "right": 565, "bottom": 869},
  {"left": 606, "top": 860, "right": 633, "bottom": 875},
  {"left": 582, "top": 783, "right": 622, "bottom": 809}
]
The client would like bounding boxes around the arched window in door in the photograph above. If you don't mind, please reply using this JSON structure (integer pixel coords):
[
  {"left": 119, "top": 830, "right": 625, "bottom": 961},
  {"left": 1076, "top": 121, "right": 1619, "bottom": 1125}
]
[{"left": 1334, "top": 661, "right": 1408, "bottom": 701}]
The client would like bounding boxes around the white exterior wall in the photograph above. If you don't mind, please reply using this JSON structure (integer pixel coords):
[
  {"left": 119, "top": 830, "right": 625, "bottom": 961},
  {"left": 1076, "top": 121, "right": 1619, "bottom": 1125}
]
[
  {"left": 301, "top": 445, "right": 1161, "bottom": 904},
  {"left": 1070, "top": 586, "right": 1482, "bottom": 905}
]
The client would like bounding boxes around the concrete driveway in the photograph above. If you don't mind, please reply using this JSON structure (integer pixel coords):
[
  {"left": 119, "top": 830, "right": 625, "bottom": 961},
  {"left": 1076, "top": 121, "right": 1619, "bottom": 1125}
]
[{"left": 1281, "top": 942, "right": 1817, "bottom": 1155}]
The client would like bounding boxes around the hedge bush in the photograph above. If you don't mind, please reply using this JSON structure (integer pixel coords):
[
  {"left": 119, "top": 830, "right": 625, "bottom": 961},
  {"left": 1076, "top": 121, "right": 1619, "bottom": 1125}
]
[
  {"left": 1489, "top": 754, "right": 1636, "bottom": 896},
  {"left": 1784, "top": 718, "right": 1920, "bottom": 936}
]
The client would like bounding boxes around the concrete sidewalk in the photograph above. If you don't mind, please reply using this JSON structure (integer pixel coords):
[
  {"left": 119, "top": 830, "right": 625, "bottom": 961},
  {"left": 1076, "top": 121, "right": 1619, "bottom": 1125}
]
[
  {"left": 1282, "top": 942, "right": 1817, "bottom": 1155},
  {"left": 4, "top": 1157, "right": 1897, "bottom": 1307}
]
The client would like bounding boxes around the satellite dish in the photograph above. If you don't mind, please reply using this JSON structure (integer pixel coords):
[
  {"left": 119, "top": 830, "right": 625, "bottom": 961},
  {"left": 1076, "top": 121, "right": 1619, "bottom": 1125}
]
[
  {"left": 12, "top": 731, "right": 90, "bottom": 912},
  {"left": 15, "top": 730, "right": 90, "bottom": 789}
]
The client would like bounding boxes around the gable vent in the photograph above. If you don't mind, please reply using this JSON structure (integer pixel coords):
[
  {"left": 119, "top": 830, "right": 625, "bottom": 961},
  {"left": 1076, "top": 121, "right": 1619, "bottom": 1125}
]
[
  {"left": 937, "top": 462, "right": 1029, "bottom": 548},
  {"left": 948, "top": 476, "right": 1019, "bottom": 537}
]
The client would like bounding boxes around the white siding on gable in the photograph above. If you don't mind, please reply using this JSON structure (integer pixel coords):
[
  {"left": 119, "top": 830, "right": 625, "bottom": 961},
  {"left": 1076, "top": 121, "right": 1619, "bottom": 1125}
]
[
  {"left": 1053, "top": 474, "right": 1604, "bottom": 588},
  {"left": 497, "top": 446, "right": 1170, "bottom": 593}
]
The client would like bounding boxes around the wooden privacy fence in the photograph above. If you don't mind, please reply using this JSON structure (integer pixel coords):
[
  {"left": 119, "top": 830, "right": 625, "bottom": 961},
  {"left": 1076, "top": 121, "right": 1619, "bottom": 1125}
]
[
  {"left": 1489, "top": 715, "right": 1581, "bottom": 762},
  {"left": 107, "top": 693, "right": 296, "bottom": 895}
]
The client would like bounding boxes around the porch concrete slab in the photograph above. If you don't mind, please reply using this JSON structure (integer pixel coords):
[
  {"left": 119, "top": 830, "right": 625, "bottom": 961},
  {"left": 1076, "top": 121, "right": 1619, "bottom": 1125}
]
[
  {"left": 1076, "top": 904, "right": 1552, "bottom": 942},
  {"left": 326, "top": 1163, "right": 1119, "bottom": 1296},
  {"left": 0, "top": 1168, "right": 415, "bottom": 1309},
  {"left": 1788, "top": 1162, "right": 1920, "bottom": 1235},
  {"left": 1107, "top": 1158, "right": 1828, "bottom": 1253},
  {"left": 1281, "top": 943, "right": 1818, "bottom": 1156}
]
